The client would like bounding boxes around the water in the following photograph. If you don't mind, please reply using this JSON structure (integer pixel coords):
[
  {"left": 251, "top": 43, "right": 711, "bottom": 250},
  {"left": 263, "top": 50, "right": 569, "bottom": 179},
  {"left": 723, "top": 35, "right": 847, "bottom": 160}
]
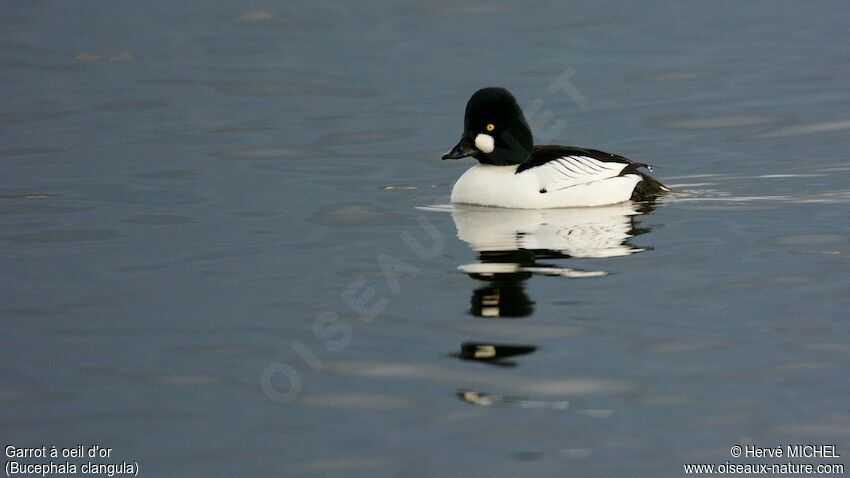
[{"left": 2, "top": 2, "right": 849, "bottom": 476}]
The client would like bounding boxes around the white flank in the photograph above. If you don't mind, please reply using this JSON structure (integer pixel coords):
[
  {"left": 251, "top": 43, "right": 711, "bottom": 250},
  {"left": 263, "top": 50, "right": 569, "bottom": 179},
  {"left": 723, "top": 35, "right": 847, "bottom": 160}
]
[{"left": 450, "top": 156, "right": 641, "bottom": 208}]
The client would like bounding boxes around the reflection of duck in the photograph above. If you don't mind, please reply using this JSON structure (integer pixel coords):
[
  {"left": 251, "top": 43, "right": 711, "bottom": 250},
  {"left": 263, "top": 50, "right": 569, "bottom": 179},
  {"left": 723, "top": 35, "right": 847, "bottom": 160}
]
[
  {"left": 453, "top": 202, "right": 649, "bottom": 258},
  {"left": 450, "top": 202, "right": 654, "bottom": 319},
  {"left": 454, "top": 342, "right": 537, "bottom": 367},
  {"left": 438, "top": 202, "right": 658, "bottom": 395},
  {"left": 457, "top": 389, "right": 570, "bottom": 409}
]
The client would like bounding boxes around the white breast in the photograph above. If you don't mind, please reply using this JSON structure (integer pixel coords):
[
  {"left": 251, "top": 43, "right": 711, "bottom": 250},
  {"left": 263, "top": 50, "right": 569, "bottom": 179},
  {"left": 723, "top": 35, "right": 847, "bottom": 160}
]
[
  {"left": 451, "top": 164, "right": 540, "bottom": 208},
  {"left": 451, "top": 157, "right": 642, "bottom": 209}
]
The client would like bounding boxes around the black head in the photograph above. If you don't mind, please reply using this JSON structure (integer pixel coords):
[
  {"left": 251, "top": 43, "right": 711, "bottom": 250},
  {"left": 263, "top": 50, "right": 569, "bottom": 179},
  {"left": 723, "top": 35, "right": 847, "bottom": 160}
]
[{"left": 442, "top": 87, "right": 534, "bottom": 165}]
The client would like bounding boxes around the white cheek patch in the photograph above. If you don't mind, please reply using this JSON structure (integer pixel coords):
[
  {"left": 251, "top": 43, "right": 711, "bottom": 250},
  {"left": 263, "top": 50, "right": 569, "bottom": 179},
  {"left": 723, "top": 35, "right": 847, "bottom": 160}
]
[{"left": 474, "top": 134, "right": 495, "bottom": 154}]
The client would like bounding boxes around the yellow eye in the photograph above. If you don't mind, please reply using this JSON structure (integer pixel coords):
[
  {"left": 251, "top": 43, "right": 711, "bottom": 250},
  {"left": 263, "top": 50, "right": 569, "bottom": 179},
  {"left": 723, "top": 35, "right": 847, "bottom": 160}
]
[{"left": 486, "top": 123, "right": 495, "bottom": 132}]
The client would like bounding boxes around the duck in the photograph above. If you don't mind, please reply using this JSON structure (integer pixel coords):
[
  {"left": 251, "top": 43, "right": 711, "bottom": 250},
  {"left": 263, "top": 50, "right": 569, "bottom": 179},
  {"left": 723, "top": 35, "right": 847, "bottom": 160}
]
[{"left": 442, "top": 87, "right": 668, "bottom": 208}]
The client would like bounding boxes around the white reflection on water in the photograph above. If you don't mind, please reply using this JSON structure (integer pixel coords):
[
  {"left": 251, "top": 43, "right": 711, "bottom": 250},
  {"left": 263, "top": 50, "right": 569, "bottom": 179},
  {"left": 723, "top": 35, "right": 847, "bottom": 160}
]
[{"left": 451, "top": 202, "right": 647, "bottom": 258}]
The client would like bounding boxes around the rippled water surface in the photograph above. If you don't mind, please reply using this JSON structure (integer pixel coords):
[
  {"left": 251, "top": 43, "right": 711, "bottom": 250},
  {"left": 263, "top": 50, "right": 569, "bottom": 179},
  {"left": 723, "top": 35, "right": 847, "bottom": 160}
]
[{"left": 2, "top": 2, "right": 850, "bottom": 476}]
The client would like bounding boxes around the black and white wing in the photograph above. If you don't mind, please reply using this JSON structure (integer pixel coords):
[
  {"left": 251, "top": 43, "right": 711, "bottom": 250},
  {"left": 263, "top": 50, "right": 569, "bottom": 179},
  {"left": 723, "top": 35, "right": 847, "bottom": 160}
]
[
  {"left": 521, "top": 155, "right": 631, "bottom": 192},
  {"left": 515, "top": 146, "right": 647, "bottom": 192}
]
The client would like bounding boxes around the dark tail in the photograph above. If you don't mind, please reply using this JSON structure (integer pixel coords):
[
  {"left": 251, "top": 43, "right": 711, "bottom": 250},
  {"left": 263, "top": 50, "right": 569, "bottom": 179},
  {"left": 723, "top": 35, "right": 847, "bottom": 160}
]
[{"left": 631, "top": 172, "right": 669, "bottom": 202}]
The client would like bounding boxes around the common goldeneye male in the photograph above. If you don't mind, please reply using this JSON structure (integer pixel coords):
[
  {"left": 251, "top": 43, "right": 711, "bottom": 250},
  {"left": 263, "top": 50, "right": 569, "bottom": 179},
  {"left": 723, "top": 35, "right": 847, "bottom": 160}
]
[{"left": 443, "top": 87, "right": 667, "bottom": 208}]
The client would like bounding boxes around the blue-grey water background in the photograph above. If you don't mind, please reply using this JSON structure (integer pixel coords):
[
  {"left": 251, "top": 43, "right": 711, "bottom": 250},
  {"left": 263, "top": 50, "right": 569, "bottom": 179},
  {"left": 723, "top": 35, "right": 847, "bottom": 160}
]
[{"left": 2, "top": 2, "right": 850, "bottom": 476}]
